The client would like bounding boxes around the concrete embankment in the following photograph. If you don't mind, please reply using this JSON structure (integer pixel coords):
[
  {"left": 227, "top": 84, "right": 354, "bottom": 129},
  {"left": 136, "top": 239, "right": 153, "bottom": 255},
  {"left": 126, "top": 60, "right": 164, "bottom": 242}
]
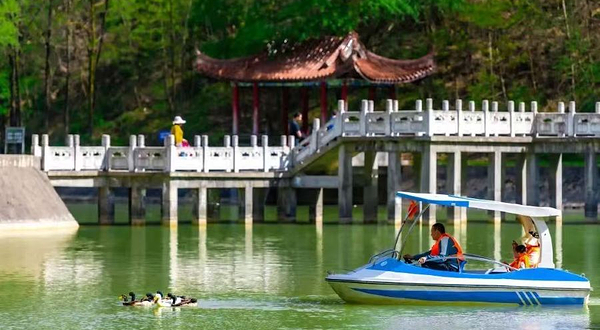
[{"left": 0, "top": 155, "right": 78, "bottom": 231}]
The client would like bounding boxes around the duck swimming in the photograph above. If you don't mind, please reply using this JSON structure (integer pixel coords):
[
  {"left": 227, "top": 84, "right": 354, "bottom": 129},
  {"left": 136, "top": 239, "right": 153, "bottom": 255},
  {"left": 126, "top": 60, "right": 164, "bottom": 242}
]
[
  {"left": 119, "top": 292, "right": 154, "bottom": 306},
  {"left": 167, "top": 293, "right": 198, "bottom": 307}
]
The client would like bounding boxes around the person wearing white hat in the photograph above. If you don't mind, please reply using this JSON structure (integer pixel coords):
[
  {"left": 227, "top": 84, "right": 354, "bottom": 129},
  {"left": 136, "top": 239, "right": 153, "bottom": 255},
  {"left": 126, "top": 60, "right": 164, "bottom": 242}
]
[{"left": 171, "top": 116, "right": 189, "bottom": 147}]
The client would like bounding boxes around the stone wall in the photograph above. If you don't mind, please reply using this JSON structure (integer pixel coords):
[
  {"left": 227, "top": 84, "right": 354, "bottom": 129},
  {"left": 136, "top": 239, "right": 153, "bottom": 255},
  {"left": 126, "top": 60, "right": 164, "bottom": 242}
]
[{"left": 0, "top": 155, "right": 78, "bottom": 231}]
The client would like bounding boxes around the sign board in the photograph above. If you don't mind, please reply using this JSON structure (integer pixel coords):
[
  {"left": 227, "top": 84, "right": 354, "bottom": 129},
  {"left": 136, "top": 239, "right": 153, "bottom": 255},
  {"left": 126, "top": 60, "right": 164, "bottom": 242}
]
[{"left": 5, "top": 127, "right": 25, "bottom": 154}]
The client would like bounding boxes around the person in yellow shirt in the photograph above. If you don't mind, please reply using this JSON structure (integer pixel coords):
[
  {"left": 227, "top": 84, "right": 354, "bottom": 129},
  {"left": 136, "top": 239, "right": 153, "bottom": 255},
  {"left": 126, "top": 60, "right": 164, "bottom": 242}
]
[{"left": 171, "top": 116, "right": 189, "bottom": 147}]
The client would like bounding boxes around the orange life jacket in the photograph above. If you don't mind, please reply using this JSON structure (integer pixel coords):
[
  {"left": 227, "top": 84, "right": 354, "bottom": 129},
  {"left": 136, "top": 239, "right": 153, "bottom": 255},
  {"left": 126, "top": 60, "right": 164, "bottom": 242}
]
[
  {"left": 509, "top": 253, "right": 531, "bottom": 269},
  {"left": 430, "top": 233, "right": 465, "bottom": 261},
  {"left": 526, "top": 244, "right": 540, "bottom": 267}
]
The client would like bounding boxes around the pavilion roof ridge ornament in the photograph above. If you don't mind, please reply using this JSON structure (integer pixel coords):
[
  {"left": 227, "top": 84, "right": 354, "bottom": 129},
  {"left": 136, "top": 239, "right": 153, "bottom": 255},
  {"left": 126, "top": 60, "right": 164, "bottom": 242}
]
[{"left": 195, "top": 31, "right": 435, "bottom": 84}]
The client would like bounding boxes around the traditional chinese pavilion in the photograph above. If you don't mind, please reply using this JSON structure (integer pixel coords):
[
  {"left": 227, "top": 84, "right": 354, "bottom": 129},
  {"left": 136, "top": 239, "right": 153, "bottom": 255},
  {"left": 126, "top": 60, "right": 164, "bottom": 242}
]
[{"left": 195, "top": 32, "right": 435, "bottom": 135}]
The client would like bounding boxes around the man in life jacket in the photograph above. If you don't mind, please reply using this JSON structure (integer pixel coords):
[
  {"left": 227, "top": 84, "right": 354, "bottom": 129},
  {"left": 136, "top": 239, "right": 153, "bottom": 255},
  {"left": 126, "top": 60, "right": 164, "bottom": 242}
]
[
  {"left": 402, "top": 223, "right": 464, "bottom": 272},
  {"left": 509, "top": 244, "right": 530, "bottom": 270}
]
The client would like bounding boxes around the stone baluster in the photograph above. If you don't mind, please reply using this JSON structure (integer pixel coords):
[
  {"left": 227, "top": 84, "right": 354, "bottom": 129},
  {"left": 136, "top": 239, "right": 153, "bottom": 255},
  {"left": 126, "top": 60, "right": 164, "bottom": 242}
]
[
  {"left": 492, "top": 101, "right": 499, "bottom": 137},
  {"left": 233, "top": 135, "right": 239, "bottom": 173},
  {"left": 508, "top": 101, "right": 515, "bottom": 137},
  {"left": 426, "top": 98, "right": 434, "bottom": 137},
  {"left": 442, "top": 100, "right": 450, "bottom": 137},
  {"left": 202, "top": 135, "right": 209, "bottom": 173},
  {"left": 469, "top": 100, "right": 476, "bottom": 137},
  {"left": 74, "top": 134, "right": 81, "bottom": 171},
  {"left": 456, "top": 99, "right": 463, "bottom": 137},
  {"left": 519, "top": 102, "right": 526, "bottom": 137},
  {"left": 31, "top": 134, "right": 41, "bottom": 158},
  {"left": 138, "top": 135, "right": 145, "bottom": 147},
  {"left": 385, "top": 99, "right": 393, "bottom": 136},
  {"left": 165, "top": 134, "right": 175, "bottom": 172},
  {"left": 224, "top": 135, "right": 232, "bottom": 172},
  {"left": 569, "top": 101, "right": 576, "bottom": 137},
  {"left": 66, "top": 135, "right": 75, "bottom": 171},
  {"left": 393, "top": 100, "right": 399, "bottom": 112},
  {"left": 311, "top": 119, "right": 320, "bottom": 154},
  {"left": 41, "top": 134, "right": 50, "bottom": 171},
  {"left": 483, "top": 100, "right": 489, "bottom": 137},
  {"left": 558, "top": 102, "right": 566, "bottom": 137},
  {"left": 531, "top": 101, "right": 538, "bottom": 137},
  {"left": 102, "top": 134, "right": 110, "bottom": 171},
  {"left": 415, "top": 99, "right": 423, "bottom": 136},
  {"left": 128, "top": 134, "right": 137, "bottom": 172},
  {"left": 250, "top": 135, "right": 258, "bottom": 171},
  {"left": 360, "top": 100, "right": 368, "bottom": 136},
  {"left": 262, "top": 135, "right": 269, "bottom": 172}
]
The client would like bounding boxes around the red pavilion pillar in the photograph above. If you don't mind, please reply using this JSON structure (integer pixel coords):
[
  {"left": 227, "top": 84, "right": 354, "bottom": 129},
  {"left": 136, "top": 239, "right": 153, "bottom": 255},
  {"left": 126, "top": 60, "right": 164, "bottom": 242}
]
[
  {"left": 252, "top": 82, "right": 260, "bottom": 135},
  {"left": 301, "top": 87, "right": 309, "bottom": 135},
  {"left": 341, "top": 81, "right": 348, "bottom": 102},
  {"left": 282, "top": 87, "right": 290, "bottom": 135},
  {"left": 369, "top": 85, "right": 376, "bottom": 101},
  {"left": 232, "top": 83, "right": 240, "bottom": 135},
  {"left": 320, "top": 81, "right": 328, "bottom": 123},
  {"left": 389, "top": 85, "right": 396, "bottom": 100}
]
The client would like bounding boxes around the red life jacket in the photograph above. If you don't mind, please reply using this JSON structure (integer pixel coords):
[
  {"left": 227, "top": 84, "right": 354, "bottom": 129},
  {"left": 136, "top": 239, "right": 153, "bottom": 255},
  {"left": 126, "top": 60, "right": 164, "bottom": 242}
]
[{"left": 430, "top": 233, "right": 464, "bottom": 261}]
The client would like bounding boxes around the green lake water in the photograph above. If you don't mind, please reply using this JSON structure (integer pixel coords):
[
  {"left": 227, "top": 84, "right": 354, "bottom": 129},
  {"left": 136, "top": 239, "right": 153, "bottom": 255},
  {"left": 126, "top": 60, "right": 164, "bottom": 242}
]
[{"left": 1, "top": 206, "right": 600, "bottom": 329}]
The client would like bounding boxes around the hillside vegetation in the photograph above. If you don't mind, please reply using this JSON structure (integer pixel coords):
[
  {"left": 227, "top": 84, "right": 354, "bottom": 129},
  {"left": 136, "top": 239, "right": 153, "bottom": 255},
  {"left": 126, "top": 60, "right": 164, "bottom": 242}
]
[{"left": 1, "top": 0, "right": 598, "bottom": 145}]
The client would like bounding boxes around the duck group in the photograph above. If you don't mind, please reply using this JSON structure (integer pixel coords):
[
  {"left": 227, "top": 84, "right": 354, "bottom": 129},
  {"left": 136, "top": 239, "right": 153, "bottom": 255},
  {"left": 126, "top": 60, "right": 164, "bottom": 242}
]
[{"left": 119, "top": 291, "right": 198, "bottom": 307}]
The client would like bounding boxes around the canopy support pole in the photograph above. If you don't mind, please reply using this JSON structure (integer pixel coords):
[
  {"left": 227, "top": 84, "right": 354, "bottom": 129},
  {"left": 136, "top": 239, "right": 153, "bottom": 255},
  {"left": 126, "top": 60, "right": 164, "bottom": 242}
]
[{"left": 488, "top": 151, "right": 502, "bottom": 223}]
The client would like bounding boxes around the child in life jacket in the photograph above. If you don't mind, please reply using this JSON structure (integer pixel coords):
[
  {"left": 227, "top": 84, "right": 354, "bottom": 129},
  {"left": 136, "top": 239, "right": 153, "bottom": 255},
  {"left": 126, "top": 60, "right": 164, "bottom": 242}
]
[{"left": 509, "top": 244, "right": 530, "bottom": 270}]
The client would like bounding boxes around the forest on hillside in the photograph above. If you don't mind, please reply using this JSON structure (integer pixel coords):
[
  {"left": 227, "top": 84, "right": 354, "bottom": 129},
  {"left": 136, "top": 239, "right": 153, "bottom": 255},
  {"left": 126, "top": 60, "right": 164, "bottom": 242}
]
[{"left": 0, "top": 0, "right": 598, "bottom": 146}]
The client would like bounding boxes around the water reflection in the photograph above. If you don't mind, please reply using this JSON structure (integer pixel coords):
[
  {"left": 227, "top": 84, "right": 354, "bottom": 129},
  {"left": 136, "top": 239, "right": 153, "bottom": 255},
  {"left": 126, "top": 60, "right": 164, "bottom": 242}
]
[{"left": 0, "top": 223, "right": 594, "bottom": 329}]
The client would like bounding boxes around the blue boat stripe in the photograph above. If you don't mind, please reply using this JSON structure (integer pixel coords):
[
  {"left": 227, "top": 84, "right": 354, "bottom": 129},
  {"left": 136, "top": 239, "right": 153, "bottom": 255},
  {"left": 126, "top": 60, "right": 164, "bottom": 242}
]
[
  {"left": 527, "top": 292, "right": 541, "bottom": 306},
  {"left": 521, "top": 291, "right": 532, "bottom": 305},
  {"left": 352, "top": 288, "right": 584, "bottom": 305},
  {"left": 515, "top": 292, "right": 526, "bottom": 306}
]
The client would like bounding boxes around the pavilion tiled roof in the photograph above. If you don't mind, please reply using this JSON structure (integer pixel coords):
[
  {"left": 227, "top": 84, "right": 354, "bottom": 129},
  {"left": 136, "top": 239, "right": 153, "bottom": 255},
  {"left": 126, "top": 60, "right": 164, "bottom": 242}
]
[{"left": 195, "top": 32, "right": 435, "bottom": 84}]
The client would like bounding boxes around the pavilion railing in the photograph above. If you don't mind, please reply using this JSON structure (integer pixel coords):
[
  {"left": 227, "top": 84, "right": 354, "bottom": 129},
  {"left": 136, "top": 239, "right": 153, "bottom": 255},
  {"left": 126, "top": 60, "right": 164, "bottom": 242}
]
[{"left": 33, "top": 99, "right": 600, "bottom": 172}]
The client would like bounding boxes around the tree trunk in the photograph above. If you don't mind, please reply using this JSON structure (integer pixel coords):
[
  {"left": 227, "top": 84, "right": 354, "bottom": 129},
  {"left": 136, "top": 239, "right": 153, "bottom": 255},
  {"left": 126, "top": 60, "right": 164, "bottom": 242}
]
[
  {"left": 44, "top": 0, "right": 54, "bottom": 132},
  {"left": 64, "top": 0, "right": 71, "bottom": 138}
]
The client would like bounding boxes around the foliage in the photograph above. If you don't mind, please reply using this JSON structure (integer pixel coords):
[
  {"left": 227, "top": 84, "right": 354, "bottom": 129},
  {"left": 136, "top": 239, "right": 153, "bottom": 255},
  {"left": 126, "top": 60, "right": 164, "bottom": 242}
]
[{"left": 0, "top": 0, "right": 598, "bottom": 144}]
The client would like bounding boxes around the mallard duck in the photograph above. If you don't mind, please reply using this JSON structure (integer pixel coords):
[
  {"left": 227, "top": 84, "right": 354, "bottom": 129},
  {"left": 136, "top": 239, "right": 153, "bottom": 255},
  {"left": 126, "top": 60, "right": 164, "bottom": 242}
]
[
  {"left": 167, "top": 293, "right": 198, "bottom": 307},
  {"left": 119, "top": 292, "right": 154, "bottom": 306}
]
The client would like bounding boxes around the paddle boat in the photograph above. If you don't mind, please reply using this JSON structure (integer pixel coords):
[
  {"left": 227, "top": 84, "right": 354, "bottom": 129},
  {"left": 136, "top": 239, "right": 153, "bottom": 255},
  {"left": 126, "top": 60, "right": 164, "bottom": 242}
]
[{"left": 326, "top": 192, "right": 591, "bottom": 306}]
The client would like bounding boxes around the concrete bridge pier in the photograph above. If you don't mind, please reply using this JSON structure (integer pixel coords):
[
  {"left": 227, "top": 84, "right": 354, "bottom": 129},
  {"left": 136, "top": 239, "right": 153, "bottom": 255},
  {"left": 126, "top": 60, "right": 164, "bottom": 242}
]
[
  {"left": 487, "top": 151, "right": 502, "bottom": 223},
  {"left": 192, "top": 187, "right": 208, "bottom": 226},
  {"left": 548, "top": 154, "right": 563, "bottom": 224},
  {"left": 584, "top": 150, "right": 598, "bottom": 220},
  {"left": 420, "top": 145, "right": 437, "bottom": 225},
  {"left": 446, "top": 151, "right": 462, "bottom": 224},
  {"left": 338, "top": 144, "right": 353, "bottom": 223},
  {"left": 244, "top": 185, "right": 253, "bottom": 225},
  {"left": 252, "top": 188, "right": 266, "bottom": 223},
  {"left": 98, "top": 186, "right": 115, "bottom": 225},
  {"left": 129, "top": 184, "right": 146, "bottom": 225},
  {"left": 277, "top": 185, "right": 297, "bottom": 222},
  {"left": 526, "top": 152, "right": 539, "bottom": 206},
  {"left": 387, "top": 150, "right": 402, "bottom": 225},
  {"left": 363, "top": 150, "right": 378, "bottom": 224},
  {"left": 162, "top": 181, "right": 178, "bottom": 226}
]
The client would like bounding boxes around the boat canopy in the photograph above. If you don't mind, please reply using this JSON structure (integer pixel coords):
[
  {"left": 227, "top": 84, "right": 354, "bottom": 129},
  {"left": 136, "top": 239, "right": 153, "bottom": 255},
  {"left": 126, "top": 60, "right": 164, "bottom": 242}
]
[
  {"left": 397, "top": 191, "right": 558, "bottom": 268},
  {"left": 396, "top": 192, "right": 561, "bottom": 218}
]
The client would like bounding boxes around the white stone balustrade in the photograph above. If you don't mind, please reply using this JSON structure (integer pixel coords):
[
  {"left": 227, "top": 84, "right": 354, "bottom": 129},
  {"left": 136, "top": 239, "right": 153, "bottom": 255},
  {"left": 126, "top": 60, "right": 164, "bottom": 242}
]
[
  {"left": 32, "top": 99, "right": 600, "bottom": 172},
  {"left": 33, "top": 133, "right": 292, "bottom": 172}
]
